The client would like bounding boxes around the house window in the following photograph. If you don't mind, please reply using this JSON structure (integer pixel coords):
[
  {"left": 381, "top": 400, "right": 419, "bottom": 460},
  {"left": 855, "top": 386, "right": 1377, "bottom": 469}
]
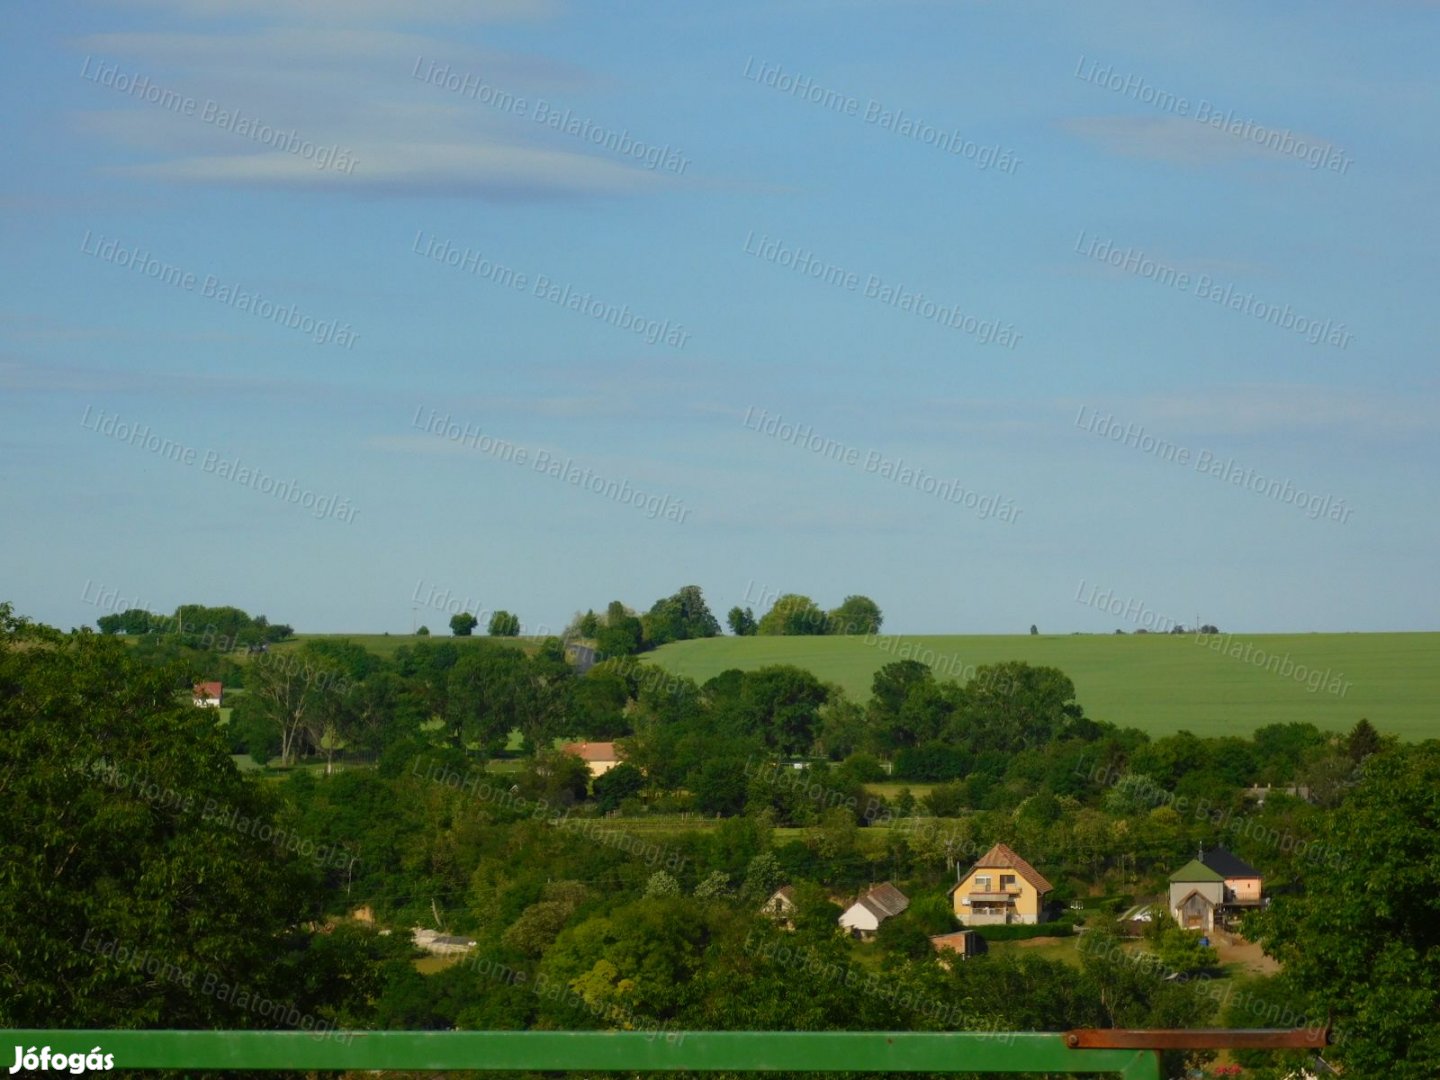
[
  {"left": 975, "top": 875, "right": 991, "bottom": 891},
  {"left": 1000, "top": 874, "right": 1016, "bottom": 890}
]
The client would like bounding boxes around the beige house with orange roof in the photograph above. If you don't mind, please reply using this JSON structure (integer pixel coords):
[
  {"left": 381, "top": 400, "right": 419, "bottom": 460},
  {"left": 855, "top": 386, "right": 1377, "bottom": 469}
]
[
  {"left": 948, "top": 843, "right": 1053, "bottom": 926},
  {"left": 560, "top": 741, "right": 623, "bottom": 777}
]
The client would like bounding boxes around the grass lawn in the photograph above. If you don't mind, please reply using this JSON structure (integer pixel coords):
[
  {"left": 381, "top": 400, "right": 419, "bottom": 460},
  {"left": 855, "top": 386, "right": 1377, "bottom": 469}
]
[
  {"left": 413, "top": 955, "right": 463, "bottom": 975},
  {"left": 863, "top": 781, "right": 937, "bottom": 801},
  {"left": 643, "top": 632, "right": 1440, "bottom": 740},
  {"left": 986, "top": 936, "right": 1085, "bottom": 968}
]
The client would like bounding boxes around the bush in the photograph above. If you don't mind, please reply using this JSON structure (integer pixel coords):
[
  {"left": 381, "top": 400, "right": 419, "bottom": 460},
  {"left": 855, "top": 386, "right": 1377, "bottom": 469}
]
[
  {"left": 837, "top": 752, "right": 887, "bottom": 783},
  {"left": 894, "top": 742, "right": 970, "bottom": 782},
  {"left": 922, "top": 781, "right": 967, "bottom": 817}
]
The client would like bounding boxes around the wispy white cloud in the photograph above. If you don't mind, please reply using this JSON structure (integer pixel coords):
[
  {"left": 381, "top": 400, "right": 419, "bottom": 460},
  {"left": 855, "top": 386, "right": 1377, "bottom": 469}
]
[
  {"left": 0, "top": 356, "right": 353, "bottom": 400},
  {"left": 72, "top": 15, "right": 686, "bottom": 200},
  {"left": 1125, "top": 383, "right": 1435, "bottom": 436},
  {"left": 77, "top": 29, "right": 588, "bottom": 87},
  {"left": 367, "top": 434, "right": 480, "bottom": 456},
  {"left": 1062, "top": 114, "right": 1346, "bottom": 168},
  {"left": 1059, "top": 383, "right": 1436, "bottom": 439},
  {"left": 94, "top": 0, "right": 558, "bottom": 24},
  {"left": 110, "top": 141, "right": 672, "bottom": 198}
]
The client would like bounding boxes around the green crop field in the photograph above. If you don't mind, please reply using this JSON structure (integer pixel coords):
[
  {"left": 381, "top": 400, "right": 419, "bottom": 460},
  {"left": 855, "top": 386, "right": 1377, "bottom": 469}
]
[{"left": 642, "top": 633, "right": 1440, "bottom": 741}]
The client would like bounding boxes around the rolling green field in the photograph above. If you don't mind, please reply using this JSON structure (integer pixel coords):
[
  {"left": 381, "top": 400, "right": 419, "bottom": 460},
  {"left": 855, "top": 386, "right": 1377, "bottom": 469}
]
[{"left": 642, "top": 633, "right": 1439, "bottom": 741}]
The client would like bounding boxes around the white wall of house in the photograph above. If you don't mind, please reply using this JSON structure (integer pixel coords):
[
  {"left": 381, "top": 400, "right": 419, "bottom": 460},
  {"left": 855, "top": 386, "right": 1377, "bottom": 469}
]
[
  {"left": 839, "top": 904, "right": 880, "bottom": 935},
  {"left": 1169, "top": 880, "right": 1223, "bottom": 911}
]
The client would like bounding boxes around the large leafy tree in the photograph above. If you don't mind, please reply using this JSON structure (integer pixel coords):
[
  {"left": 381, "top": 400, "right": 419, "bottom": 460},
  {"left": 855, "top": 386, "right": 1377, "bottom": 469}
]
[
  {"left": 726, "top": 606, "right": 757, "bottom": 636},
  {"left": 568, "top": 665, "right": 634, "bottom": 740},
  {"left": 540, "top": 896, "right": 729, "bottom": 1024},
  {"left": 1251, "top": 743, "right": 1440, "bottom": 1078},
  {"left": 643, "top": 585, "right": 722, "bottom": 646},
  {"left": 957, "top": 662, "right": 1084, "bottom": 754},
  {"left": 827, "top": 595, "right": 883, "bottom": 635},
  {"left": 245, "top": 642, "right": 349, "bottom": 765},
  {"left": 487, "top": 610, "right": 521, "bottom": 637},
  {"left": 0, "top": 605, "right": 328, "bottom": 1028},
  {"left": 445, "top": 643, "right": 565, "bottom": 754},
  {"left": 595, "top": 601, "right": 644, "bottom": 658},
  {"left": 755, "top": 594, "right": 829, "bottom": 636},
  {"left": 738, "top": 665, "right": 829, "bottom": 755},
  {"left": 869, "top": 659, "right": 934, "bottom": 717}
]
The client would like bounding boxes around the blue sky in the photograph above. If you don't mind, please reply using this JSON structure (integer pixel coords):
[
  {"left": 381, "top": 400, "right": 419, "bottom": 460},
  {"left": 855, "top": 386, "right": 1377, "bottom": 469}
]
[{"left": 5, "top": 0, "right": 1437, "bottom": 636}]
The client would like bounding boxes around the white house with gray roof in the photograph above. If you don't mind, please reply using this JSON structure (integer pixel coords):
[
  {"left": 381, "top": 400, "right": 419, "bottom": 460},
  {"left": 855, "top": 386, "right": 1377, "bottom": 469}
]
[{"left": 838, "top": 882, "right": 909, "bottom": 938}]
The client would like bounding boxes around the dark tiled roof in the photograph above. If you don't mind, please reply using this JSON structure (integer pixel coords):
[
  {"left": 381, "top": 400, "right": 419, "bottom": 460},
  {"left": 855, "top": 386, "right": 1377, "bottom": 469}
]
[
  {"left": 1199, "top": 845, "right": 1261, "bottom": 879},
  {"left": 856, "top": 881, "right": 909, "bottom": 918}
]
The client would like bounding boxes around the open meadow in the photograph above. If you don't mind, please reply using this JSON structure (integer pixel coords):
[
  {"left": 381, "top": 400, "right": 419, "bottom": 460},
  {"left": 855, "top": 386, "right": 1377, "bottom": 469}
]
[{"left": 642, "top": 632, "right": 1439, "bottom": 740}]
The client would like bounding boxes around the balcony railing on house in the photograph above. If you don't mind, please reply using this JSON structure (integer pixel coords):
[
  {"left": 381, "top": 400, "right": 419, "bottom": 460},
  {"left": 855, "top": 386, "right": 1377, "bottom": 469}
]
[{"left": 2, "top": 1027, "right": 1330, "bottom": 1078}]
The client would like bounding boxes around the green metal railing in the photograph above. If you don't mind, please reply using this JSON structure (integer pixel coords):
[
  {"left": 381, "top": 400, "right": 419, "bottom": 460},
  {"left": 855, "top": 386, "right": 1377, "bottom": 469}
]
[
  {"left": 3, "top": 1028, "right": 1326, "bottom": 1076},
  {"left": 3, "top": 1031, "right": 1160, "bottom": 1077}
]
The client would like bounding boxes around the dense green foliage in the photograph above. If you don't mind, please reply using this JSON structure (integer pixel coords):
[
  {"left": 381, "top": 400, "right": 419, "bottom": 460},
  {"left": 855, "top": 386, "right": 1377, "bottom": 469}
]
[
  {"left": 0, "top": 604, "right": 396, "bottom": 1039},
  {"left": 96, "top": 603, "right": 293, "bottom": 647},
  {"left": 754, "top": 593, "right": 885, "bottom": 636},
  {"left": 6, "top": 597, "right": 1436, "bottom": 1076},
  {"left": 1249, "top": 742, "right": 1440, "bottom": 1079},
  {"left": 487, "top": 610, "right": 521, "bottom": 637}
]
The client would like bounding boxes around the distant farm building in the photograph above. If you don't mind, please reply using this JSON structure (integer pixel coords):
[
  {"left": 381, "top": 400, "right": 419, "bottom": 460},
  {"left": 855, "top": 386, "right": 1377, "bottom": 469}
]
[
  {"left": 839, "top": 882, "right": 909, "bottom": 938},
  {"left": 761, "top": 885, "right": 797, "bottom": 921},
  {"left": 561, "top": 741, "right": 623, "bottom": 777},
  {"left": 193, "top": 681, "right": 223, "bottom": 708},
  {"left": 411, "top": 928, "right": 476, "bottom": 956}
]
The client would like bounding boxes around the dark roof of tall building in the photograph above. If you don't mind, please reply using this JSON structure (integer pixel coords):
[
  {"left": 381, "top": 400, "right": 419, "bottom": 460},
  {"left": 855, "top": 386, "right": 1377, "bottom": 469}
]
[{"left": 1199, "top": 845, "right": 1261, "bottom": 879}]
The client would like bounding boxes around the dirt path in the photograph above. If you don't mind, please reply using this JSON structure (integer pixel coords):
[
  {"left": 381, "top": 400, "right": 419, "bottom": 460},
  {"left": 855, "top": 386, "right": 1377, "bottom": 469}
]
[{"left": 1213, "top": 933, "right": 1279, "bottom": 975}]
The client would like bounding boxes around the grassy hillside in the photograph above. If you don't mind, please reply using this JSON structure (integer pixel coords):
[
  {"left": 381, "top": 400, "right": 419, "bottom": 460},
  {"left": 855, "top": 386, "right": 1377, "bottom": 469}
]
[{"left": 642, "top": 633, "right": 1440, "bottom": 741}]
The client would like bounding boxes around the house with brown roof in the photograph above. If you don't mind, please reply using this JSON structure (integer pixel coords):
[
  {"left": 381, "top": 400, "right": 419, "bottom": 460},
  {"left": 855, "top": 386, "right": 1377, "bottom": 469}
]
[
  {"left": 839, "top": 882, "right": 909, "bottom": 938},
  {"left": 193, "top": 681, "right": 223, "bottom": 708},
  {"left": 948, "top": 843, "right": 1053, "bottom": 926},
  {"left": 560, "top": 741, "right": 622, "bottom": 777}
]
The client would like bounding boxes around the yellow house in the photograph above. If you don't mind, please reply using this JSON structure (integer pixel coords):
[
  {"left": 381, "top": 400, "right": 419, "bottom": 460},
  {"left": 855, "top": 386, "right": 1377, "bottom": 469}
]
[{"left": 948, "top": 843, "right": 1053, "bottom": 926}]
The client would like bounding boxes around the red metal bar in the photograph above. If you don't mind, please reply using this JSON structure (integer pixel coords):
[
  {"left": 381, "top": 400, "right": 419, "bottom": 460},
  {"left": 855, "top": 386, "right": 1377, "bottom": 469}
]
[{"left": 1066, "top": 1027, "right": 1329, "bottom": 1050}]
